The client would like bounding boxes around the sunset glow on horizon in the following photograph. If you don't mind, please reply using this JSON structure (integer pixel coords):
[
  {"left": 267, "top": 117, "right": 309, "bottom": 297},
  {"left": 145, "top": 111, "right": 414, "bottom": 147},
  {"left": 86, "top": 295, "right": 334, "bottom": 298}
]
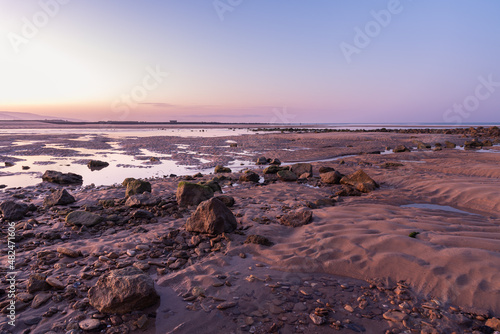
[{"left": 1, "top": 0, "right": 500, "bottom": 124}]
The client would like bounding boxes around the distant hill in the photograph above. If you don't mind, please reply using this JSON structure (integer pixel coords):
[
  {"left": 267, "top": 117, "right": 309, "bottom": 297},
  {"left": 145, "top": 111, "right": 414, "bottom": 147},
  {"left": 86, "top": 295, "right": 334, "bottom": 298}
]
[{"left": 0, "top": 111, "right": 83, "bottom": 122}]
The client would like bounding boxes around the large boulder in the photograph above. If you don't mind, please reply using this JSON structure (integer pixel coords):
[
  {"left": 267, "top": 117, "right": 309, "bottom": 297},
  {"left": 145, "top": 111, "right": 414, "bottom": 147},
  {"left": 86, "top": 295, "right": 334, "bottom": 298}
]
[
  {"left": 185, "top": 198, "right": 237, "bottom": 234},
  {"left": 125, "top": 179, "right": 151, "bottom": 197},
  {"left": 66, "top": 211, "right": 103, "bottom": 227},
  {"left": 43, "top": 189, "right": 76, "bottom": 207},
  {"left": 214, "top": 165, "right": 231, "bottom": 173},
  {"left": 87, "top": 160, "right": 109, "bottom": 171},
  {"left": 176, "top": 182, "right": 214, "bottom": 207},
  {"left": 290, "top": 163, "right": 312, "bottom": 177},
  {"left": 279, "top": 208, "right": 313, "bottom": 227},
  {"left": 239, "top": 171, "right": 260, "bottom": 183},
  {"left": 88, "top": 267, "right": 159, "bottom": 314},
  {"left": 0, "top": 201, "right": 28, "bottom": 221},
  {"left": 340, "top": 170, "right": 379, "bottom": 193},
  {"left": 320, "top": 171, "right": 342, "bottom": 184},
  {"left": 42, "top": 170, "right": 83, "bottom": 184},
  {"left": 277, "top": 170, "right": 297, "bottom": 182}
]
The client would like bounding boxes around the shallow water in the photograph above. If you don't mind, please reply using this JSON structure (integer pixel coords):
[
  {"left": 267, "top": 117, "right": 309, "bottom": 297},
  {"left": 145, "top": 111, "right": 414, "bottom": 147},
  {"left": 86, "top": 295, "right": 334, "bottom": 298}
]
[{"left": 401, "top": 203, "right": 480, "bottom": 216}]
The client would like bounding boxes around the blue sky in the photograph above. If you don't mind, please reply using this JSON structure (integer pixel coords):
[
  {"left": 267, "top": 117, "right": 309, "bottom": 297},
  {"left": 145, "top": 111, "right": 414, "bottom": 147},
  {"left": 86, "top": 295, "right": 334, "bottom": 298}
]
[{"left": 1, "top": 0, "right": 499, "bottom": 123}]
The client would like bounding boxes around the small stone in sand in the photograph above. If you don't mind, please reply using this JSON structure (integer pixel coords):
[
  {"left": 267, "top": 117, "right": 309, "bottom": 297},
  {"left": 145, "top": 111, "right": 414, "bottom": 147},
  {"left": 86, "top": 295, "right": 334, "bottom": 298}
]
[{"left": 245, "top": 235, "right": 273, "bottom": 246}]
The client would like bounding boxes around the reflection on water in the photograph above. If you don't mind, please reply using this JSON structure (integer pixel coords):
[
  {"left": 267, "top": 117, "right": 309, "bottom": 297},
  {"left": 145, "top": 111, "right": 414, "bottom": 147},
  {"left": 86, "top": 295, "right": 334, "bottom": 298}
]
[{"left": 401, "top": 203, "right": 480, "bottom": 216}]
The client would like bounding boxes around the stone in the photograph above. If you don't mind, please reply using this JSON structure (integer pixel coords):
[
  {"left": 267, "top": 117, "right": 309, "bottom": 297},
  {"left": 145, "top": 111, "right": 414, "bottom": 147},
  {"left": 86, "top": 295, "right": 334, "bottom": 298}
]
[
  {"left": 125, "top": 179, "right": 151, "bottom": 197},
  {"left": 309, "top": 313, "right": 326, "bottom": 325},
  {"left": 486, "top": 317, "right": 500, "bottom": 330},
  {"left": 215, "top": 195, "right": 235, "bottom": 207},
  {"left": 214, "top": 165, "right": 232, "bottom": 173},
  {"left": 380, "top": 162, "right": 404, "bottom": 169},
  {"left": 122, "top": 177, "right": 136, "bottom": 186},
  {"left": 199, "top": 180, "right": 222, "bottom": 193},
  {"left": 125, "top": 193, "right": 160, "bottom": 207},
  {"left": 382, "top": 310, "right": 408, "bottom": 322},
  {"left": 277, "top": 170, "right": 297, "bottom": 182},
  {"left": 217, "top": 301, "right": 237, "bottom": 310},
  {"left": 27, "top": 274, "right": 51, "bottom": 293},
  {"left": 43, "top": 189, "right": 76, "bottom": 207},
  {"left": 340, "top": 170, "right": 379, "bottom": 193},
  {"left": 280, "top": 208, "right": 313, "bottom": 227},
  {"left": 46, "top": 277, "right": 65, "bottom": 290},
  {"left": 393, "top": 145, "right": 410, "bottom": 153},
  {"left": 88, "top": 267, "right": 159, "bottom": 314},
  {"left": 79, "top": 319, "right": 102, "bottom": 331},
  {"left": 87, "top": 160, "right": 109, "bottom": 171},
  {"left": 132, "top": 209, "right": 154, "bottom": 219},
  {"left": 263, "top": 165, "right": 286, "bottom": 174},
  {"left": 269, "top": 158, "right": 281, "bottom": 165},
  {"left": 176, "top": 182, "right": 214, "bottom": 207},
  {"left": 444, "top": 141, "right": 456, "bottom": 148},
  {"left": 42, "top": 170, "right": 83, "bottom": 184},
  {"left": 245, "top": 235, "right": 273, "bottom": 246},
  {"left": 335, "top": 185, "right": 362, "bottom": 197},
  {"left": 31, "top": 292, "right": 52, "bottom": 308},
  {"left": 185, "top": 198, "right": 237, "bottom": 234},
  {"left": 256, "top": 156, "right": 268, "bottom": 165},
  {"left": 66, "top": 211, "right": 103, "bottom": 227},
  {"left": 57, "top": 247, "right": 80, "bottom": 258},
  {"left": 239, "top": 171, "right": 260, "bottom": 183},
  {"left": 319, "top": 166, "right": 335, "bottom": 174},
  {"left": 299, "top": 172, "right": 312, "bottom": 179},
  {"left": 0, "top": 201, "right": 28, "bottom": 220},
  {"left": 320, "top": 171, "right": 342, "bottom": 184},
  {"left": 290, "top": 163, "right": 312, "bottom": 177}
]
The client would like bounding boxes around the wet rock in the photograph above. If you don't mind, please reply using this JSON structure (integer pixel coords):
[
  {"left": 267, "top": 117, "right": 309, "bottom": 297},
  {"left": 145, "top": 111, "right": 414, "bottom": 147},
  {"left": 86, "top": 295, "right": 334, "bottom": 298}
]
[
  {"left": 245, "top": 235, "right": 273, "bottom": 246},
  {"left": 87, "top": 160, "right": 109, "bottom": 171},
  {"left": 320, "top": 171, "right": 342, "bottom": 184},
  {"left": 214, "top": 165, "right": 232, "bottom": 173},
  {"left": 42, "top": 170, "right": 83, "bottom": 184},
  {"left": 88, "top": 267, "right": 159, "bottom": 314},
  {"left": 125, "top": 179, "right": 151, "bottom": 197},
  {"left": 215, "top": 195, "right": 235, "bottom": 207},
  {"left": 22, "top": 166, "right": 30, "bottom": 170},
  {"left": 290, "top": 163, "right": 312, "bottom": 177},
  {"left": 122, "top": 177, "right": 136, "bottom": 187},
  {"left": 4, "top": 162, "right": 14, "bottom": 167},
  {"left": 176, "top": 182, "right": 214, "bottom": 207},
  {"left": 444, "top": 141, "right": 457, "bottom": 148},
  {"left": 393, "top": 145, "right": 410, "bottom": 153},
  {"left": 199, "top": 180, "right": 222, "bottom": 193},
  {"left": 270, "top": 158, "right": 281, "bottom": 165},
  {"left": 186, "top": 198, "right": 237, "bottom": 234},
  {"left": 340, "top": 170, "right": 379, "bottom": 193},
  {"left": 239, "top": 171, "right": 260, "bottom": 183},
  {"left": 125, "top": 193, "right": 161, "bottom": 207},
  {"left": 43, "top": 189, "right": 76, "bottom": 207},
  {"left": 0, "top": 201, "right": 28, "bottom": 220},
  {"left": 318, "top": 166, "right": 335, "bottom": 174},
  {"left": 66, "top": 211, "right": 103, "bottom": 227},
  {"left": 280, "top": 208, "right": 313, "bottom": 227},
  {"left": 263, "top": 165, "right": 286, "bottom": 174},
  {"left": 277, "top": 170, "right": 297, "bottom": 182},
  {"left": 380, "top": 162, "right": 404, "bottom": 168},
  {"left": 256, "top": 156, "right": 268, "bottom": 165}
]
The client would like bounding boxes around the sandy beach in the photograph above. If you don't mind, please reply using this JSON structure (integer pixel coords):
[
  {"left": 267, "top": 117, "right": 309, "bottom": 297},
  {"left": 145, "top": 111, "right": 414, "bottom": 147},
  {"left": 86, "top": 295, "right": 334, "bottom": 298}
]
[{"left": 1, "top": 125, "right": 500, "bottom": 333}]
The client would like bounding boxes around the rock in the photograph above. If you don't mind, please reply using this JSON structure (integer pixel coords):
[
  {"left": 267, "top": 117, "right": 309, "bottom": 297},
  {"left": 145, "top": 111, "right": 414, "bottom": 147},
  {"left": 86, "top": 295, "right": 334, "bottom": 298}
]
[
  {"left": 309, "top": 313, "right": 326, "bottom": 325},
  {"left": 486, "top": 317, "right": 500, "bottom": 330},
  {"left": 335, "top": 185, "right": 362, "bottom": 197},
  {"left": 42, "top": 170, "right": 83, "bottom": 184},
  {"left": 87, "top": 160, "right": 109, "bottom": 171},
  {"left": 176, "top": 182, "right": 214, "bottom": 207},
  {"left": 122, "top": 177, "right": 136, "bottom": 186},
  {"left": 88, "top": 267, "right": 159, "bottom": 314},
  {"left": 217, "top": 301, "right": 236, "bottom": 310},
  {"left": 444, "top": 141, "right": 456, "bottom": 148},
  {"left": 125, "top": 179, "right": 151, "bottom": 197},
  {"left": 46, "top": 277, "right": 65, "bottom": 290},
  {"left": 245, "top": 235, "right": 273, "bottom": 246},
  {"left": 340, "top": 170, "right": 379, "bottom": 193},
  {"left": 22, "top": 166, "right": 30, "bottom": 170},
  {"left": 0, "top": 201, "right": 28, "bottom": 220},
  {"left": 415, "top": 141, "right": 431, "bottom": 150},
  {"left": 318, "top": 166, "right": 335, "bottom": 174},
  {"left": 290, "top": 163, "right": 312, "bottom": 177},
  {"left": 214, "top": 165, "right": 232, "bottom": 173},
  {"left": 43, "top": 189, "right": 76, "bottom": 207},
  {"left": 66, "top": 211, "right": 103, "bottom": 227},
  {"left": 5, "top": 161, "right": 14, "bottom": 167},
  {"left": 31, "top": 292, "right": 52, "bottom": 308},
  {"left": 27, "top": 274, "right": 51, "bottom": 293},
  {"left": 215, "top": 195, "right": 235, "bottom": 207},
  {"left": 57, "top": 247, "right": 80, "bottom": 258},
  {"left": 229, "top": 143, "right": 238, "bottom": 147},
  {"left": 280, "top": 208, "right": 313, "bottom": 227},
  {"left": 393, "top": 145, "right": 410, "bottom": 153},
  {"left": 263, "top": 165, "right": 286, "bottom": 174},
  {"left": 382, "top": 310, "right": 408, "bottom": 322},
  {"left": 380, "top": 162, "right": 404, "bottom": 168},
  {"left": 239, "top": 171, "right": 260, "bottom": 183},
  {"left": 132, "top": 209, "right": 154, "bottom": 219},
  {"left": 269, "top": 158, "right": 281, "bottom": 165},
  {"left": 185, "top": 198, "right": 237, "bottom": 234},
  {"left": 256, "top": 156, "right": 268, "bottom": 165},
  {"left": 125, "top": 193, "right": 161, "bottom": 207},
  {"left": 299, "top": 172, "right": 312, "bottom": 179},
  {"left": 79, "top": 319, "right": 102, "bottom": 331},
  {"left": 320, "top": 171, "right": 342, "bottom": 184},
  {"left": 277, "top": 170, "right": 297, "bottom": 182},
  {"left": 199, "top": 180, "right": 222, "bottom": 193}
]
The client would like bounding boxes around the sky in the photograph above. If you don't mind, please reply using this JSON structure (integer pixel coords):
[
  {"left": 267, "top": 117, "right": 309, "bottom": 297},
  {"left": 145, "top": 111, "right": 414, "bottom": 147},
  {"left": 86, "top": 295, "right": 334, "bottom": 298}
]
[{"left": 1, "top": 0, "right": 500, "bottom": 124}]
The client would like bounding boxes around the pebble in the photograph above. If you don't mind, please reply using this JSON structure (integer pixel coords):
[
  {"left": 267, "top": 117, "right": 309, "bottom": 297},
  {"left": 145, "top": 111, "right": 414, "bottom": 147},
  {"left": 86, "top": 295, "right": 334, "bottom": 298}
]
[
  {"left": 46, "top": 277, "right": 66, "bottom": 290},
  {"left": 79, "top": 318, "right": 101, "bottom": 331},
  {"left": 217, "top": 301, "right": 236, "bottom": 310},
  {"left": 309, "top": 313, "right": 326, "bottom": 325},
  {"left": 382, "top": 310, "right": 408, "bottom": 322},
  {"left": 126, "top": 249, "right": 136, "bottom": 257}
]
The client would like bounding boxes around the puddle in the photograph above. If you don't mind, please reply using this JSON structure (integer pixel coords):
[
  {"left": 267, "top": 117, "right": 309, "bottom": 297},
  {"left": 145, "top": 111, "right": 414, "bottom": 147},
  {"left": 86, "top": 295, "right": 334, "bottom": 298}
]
[{"left": 401, "top": 203, "right": 480, "bottom": 216}]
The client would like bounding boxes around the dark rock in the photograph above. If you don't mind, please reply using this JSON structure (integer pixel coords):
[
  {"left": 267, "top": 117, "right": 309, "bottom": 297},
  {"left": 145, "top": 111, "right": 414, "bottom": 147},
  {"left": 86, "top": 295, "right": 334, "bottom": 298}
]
[
  {"left": 277, "top": 170, "right": 297, "bottom": 182},
  {"left": 269, "top": 158, "right": 281, "bottom": 166},
  {"left": 42, "top": 170, "right": 83, "bottom": 184},
  {"left": 27, "top": 274, "right": 51, "bottom": 294},
  {"left": 66, "top": 211, "right": 103, "bottom": 227},
  {"left": 444, "top": 141, "right": 456, "bottom": 148},
  {"left": 125, "top": 179, "right": 151, "bottom": 197},
  {"left": 88, "top": 267, "right": 159, "bottom": 314},
  {"left": 176, "top": 182, "right": 214, "bottom": 207},
  {"left": 280, "top": 208, "right": 313, "bottom": 227},
  {"left": 256, "top": 156, "right": 268, "bottom": 165},
  {"left": 340, "top": 170, "right": 379, "bottom": 193},
  {"left": 380, "top": 162, "right": 404, "bottom": 168},
  {"left": 185, "top": 198, "right": 237, "bottom": 234},
  {"left": 214, "top": 165, "right": 232, "bottom": 173},
  {"left": 87, "top": 160, "right": 109, "bottom": 171},
  {"left": 263, "top": 165, "right": 286, "bottom": 174},
  {"left": 199, "top": 180, "right": 222, "bottom": 193},
  {"left": 290, "top": 163, "right": 312, "bottom": 177},
  {"left": 335, "top": 185, "right": 362, "bottom": 197},
  {"left": 393, "top": 145, "right": 410, "bottom": 153},
  {"left": 43, "top": 189, "right": 76, "bottom": 207},
  {"left": 239, "top": 171, "right": 260, "bottom": 183},
  {"left": 22, "top": 166, "right": 30, "bottom": 170},
  {"left": 320, "top": 171, "right": 342, "bottom": 184},
  {"left": 132, "top": 209, "right": 154, "bottom": 219},
  {"left": 122, "top": 178, "right": 136, "bottom": 186},
  {"left": 125, "top": 193, "right": 161, "bottom": 207},
  {"left": 245, "top": 235, "right": 273, "bottom": 246},
  {"left": 215, "top": 195, "right": 235, "bottom": 207},
  {"left": 0, "top": 201, "right": 28, "bottom": 221},
  {"left": 318, "top": 166, "right": 335, "bottom": 174}
]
